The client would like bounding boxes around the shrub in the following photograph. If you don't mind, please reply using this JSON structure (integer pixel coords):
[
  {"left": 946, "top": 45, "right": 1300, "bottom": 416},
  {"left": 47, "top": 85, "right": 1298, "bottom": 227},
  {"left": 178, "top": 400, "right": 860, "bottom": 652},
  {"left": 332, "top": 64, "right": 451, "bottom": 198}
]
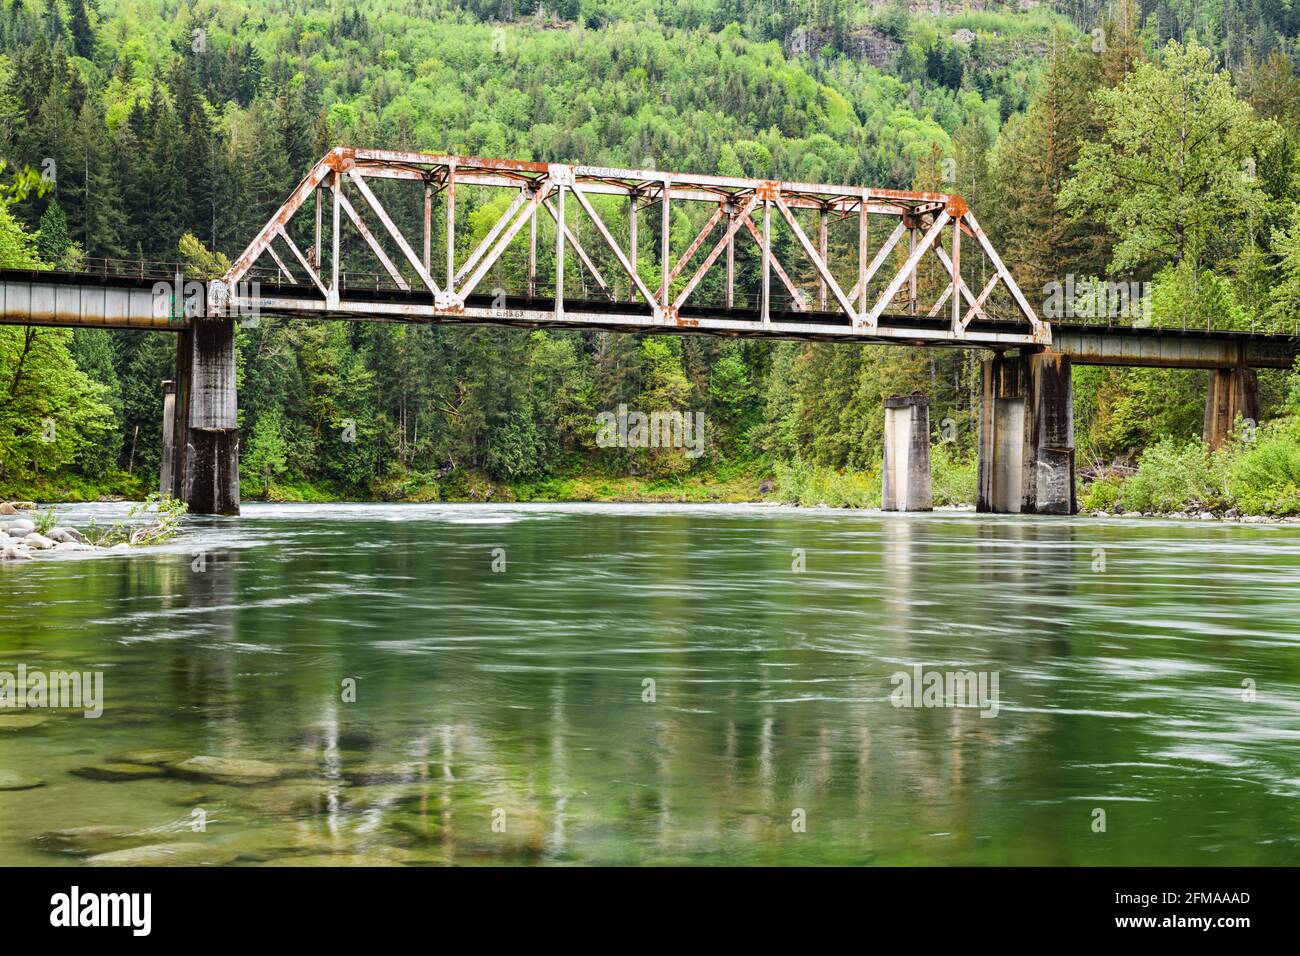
[
  {"left": 1225, "top": 417, "right": 1300, "bottom": 515},
  {"left": 1116, "top": 438, "right": 1228, "bottom": 513},
  {"left": 1081, "top": 474, "right": 1122, "bottom": 512},
  {"left": 773, "top": 458, "right": 880, "bottom": 508},
  {"left": 931, "top": 444, "right": 977, "bottom": 506},
  {"left": 33, "top": 506, "right": 62, "bottom": 535}
]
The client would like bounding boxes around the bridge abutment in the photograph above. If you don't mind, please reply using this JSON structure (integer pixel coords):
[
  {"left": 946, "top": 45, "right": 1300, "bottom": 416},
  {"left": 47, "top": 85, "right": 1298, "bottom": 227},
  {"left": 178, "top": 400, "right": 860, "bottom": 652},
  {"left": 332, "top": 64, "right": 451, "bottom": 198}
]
[
  {"left": 882, "top": 392, "right": 932, "bottom": 512},
  {"left": 977, "top": 350, "right": 1076, "bottom": 515},
  {"left": 1203, "top": 366, "right": 1259, "bottom": 449},
  {"left": 170, "top": 319, "right": 240, "bottom": 515}
]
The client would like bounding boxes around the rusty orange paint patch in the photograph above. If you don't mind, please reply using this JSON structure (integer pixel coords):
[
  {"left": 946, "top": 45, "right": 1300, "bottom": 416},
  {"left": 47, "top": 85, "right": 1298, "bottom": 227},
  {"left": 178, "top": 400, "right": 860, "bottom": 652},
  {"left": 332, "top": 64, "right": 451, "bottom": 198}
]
[{"left": 325, "top": 147, "right": 356, "bottom": 172}]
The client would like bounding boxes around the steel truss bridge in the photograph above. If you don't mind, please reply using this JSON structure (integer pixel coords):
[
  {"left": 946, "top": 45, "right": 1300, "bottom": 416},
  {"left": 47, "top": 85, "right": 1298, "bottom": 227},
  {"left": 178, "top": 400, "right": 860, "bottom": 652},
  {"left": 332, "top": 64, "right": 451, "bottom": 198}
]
[
  {"left": 215, "top": 146, "right": 1052, "bottom": 347},
  {"left": 4, "top": 147, "right": 1297, "bottom": 371}
]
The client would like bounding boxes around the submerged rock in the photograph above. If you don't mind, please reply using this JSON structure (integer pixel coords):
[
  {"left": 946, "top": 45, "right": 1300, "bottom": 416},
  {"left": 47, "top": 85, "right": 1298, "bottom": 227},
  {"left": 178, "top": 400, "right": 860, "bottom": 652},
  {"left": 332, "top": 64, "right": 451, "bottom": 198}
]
[
  {"left": 0, "top": 770, "right": 46, "bottom": 791},
  {"left": 0, "top": 545, "right": 32, "bottom": 561},
  {"left": 167, "top": 756, "right": 284, "bottom": 786},
  {"left": 107, "top": 748, "right": 193, "bottom": 767},
  {"left": 228, "top": 782, "right": 339, "bottom": 816},
  {"left": 388, "top": 813, "right": 445, "bottom": 844},
  {"left": 71, "top": 762, "right": 168, "bottom": 782},
  {"left": 83, "top": 842, "right": 240, "bottom": 867},
  {"left": 34, "top": 825, "right": 161, "bottom": 856},
  {"left": 0, "top": 714, "right": 49, "bottom": 730}
]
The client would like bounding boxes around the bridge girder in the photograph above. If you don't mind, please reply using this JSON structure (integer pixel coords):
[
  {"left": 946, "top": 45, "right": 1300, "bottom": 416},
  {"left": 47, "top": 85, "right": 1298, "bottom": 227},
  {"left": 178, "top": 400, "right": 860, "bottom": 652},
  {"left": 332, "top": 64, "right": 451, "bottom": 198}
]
[{"left": 216, "top": 146, "right": 1052, "bottom": 347}]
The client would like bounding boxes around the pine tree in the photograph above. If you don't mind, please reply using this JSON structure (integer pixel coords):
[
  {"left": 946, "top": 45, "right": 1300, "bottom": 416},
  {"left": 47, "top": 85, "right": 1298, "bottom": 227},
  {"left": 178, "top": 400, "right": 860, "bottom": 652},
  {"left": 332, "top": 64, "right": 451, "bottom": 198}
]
[
  {"left": 35, "top": 199, "right": 70, "bottom": 265},
  {"left": 66, "top": 0, "right": 94, "bottom": 59},
  {"left": 73, "top": 99, "right": 125, "bottom": 257}
]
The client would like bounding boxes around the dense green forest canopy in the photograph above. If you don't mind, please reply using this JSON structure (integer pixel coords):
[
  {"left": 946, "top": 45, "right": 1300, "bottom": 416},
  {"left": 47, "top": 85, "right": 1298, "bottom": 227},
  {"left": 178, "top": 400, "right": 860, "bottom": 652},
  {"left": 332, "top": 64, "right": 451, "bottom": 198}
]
[{"left": 3, "top": 0, "right": 1300, "bottom": 512}]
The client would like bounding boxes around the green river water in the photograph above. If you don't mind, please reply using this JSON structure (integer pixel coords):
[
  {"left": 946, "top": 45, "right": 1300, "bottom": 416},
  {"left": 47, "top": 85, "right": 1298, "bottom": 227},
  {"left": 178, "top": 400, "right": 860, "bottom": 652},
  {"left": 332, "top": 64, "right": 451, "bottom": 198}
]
[{"left": 2, "top": 502, "right": 1298, "bottom": 866}]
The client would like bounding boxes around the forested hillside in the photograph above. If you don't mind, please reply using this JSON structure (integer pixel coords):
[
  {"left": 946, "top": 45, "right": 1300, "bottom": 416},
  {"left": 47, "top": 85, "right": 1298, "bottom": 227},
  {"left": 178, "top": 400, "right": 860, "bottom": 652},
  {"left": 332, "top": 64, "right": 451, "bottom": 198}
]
[{"left": 4, "top": 0, "right": 1300, "bottom": 512}]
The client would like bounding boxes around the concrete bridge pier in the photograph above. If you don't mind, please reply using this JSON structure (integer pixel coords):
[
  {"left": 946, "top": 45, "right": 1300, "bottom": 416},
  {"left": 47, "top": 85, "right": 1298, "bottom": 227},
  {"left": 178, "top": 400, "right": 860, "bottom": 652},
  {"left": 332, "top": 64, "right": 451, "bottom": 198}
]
[
  {"left": 1203, "top": 366, "right": 1260, "bottom": 449},
  {"left": 159, "top": 379, "right": 177, "bottom": 497},
  {"left": 882, "top": 392, "right": 932, "bottom": 511},
  {"left": 169, "top": 319, "right": 240, "bottom": 515},
  {"left": 977, "top": 350, "right": 1076, "bottom": 515}
]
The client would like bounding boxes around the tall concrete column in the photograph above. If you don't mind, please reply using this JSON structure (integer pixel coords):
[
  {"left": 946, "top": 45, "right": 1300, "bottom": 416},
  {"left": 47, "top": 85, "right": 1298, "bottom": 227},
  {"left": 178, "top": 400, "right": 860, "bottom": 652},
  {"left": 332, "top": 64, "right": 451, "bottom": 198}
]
[
  {"left": 977, "top": 350, "right": 1075, "bottom": 515},
  {"left": 170, "top": 330, "right": 192, "bottom": 501},
  {"left": 173, "top": 319, "right": 239, "bottom": 515},
  {"left": 159, "top": 379, "right": 176, "bottom": 497},
  {"left": 1203, "top": 366, "right": 1259, "bottom": 449},
  {"left": 882, "top": 392, "right": 932, "bottom": 511}
]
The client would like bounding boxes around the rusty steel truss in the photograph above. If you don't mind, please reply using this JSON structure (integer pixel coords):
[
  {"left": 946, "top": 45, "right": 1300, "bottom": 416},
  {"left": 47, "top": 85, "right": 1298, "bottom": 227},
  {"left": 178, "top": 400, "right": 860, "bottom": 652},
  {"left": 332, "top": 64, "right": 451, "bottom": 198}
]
[{"left": 215, "top": 147, "right": 1051, "bottom": 347}]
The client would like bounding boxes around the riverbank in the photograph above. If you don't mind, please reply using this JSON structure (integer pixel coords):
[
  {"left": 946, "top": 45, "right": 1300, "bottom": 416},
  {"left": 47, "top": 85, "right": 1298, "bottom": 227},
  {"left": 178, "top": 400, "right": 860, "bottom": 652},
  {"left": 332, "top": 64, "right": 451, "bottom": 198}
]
[
  {"left": 7, "top": 426, "right": 1300, "bottom": 519},
  {"left": 0, "top": 496, "right": 187, "bottom": 561}
]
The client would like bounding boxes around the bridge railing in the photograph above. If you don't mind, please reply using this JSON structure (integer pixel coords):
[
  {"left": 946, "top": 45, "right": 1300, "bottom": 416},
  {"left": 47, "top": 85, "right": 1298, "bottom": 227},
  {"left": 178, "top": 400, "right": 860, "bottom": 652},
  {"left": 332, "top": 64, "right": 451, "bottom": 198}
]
[
  {"left": 75, "top": 257, "right": 196, "bottom": 282},
  {"left": 1042, "top": 306, "right": 1300, "bottom": 338}
]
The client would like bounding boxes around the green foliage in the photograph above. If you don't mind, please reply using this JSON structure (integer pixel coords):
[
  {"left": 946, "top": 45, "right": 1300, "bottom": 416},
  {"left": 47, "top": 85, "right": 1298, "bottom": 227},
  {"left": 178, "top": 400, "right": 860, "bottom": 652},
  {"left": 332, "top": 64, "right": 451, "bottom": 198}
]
[
  {"left": 81, "top": 492, "right": 188, "bottom": 546},
  {"left": 1081, "top": 474, "right": 1122, "bottom": 512},
  {"left": 1074, "top": 365, "right": 1206, "bottom": 462},
  {"left": 128, "top": 492, "right": 187, "bottom": 538},
  {"left": 1087, "top": 407, "right": 1300, "bottom": 516},
  {"left": 0, "top": 197, "right": 41, "bottom": 268},
  {"left": 1115, "top": 438, "right": 1229, "bottom": 513},
  {"left": 772, "top": 457, "right": 880, "bottom": 508},
  {"left": 1148, "top": 263, "right": 1252, "bottom": 330},
  {"left": 32, "top": 505, "right": 62, "bottom": 535},
  {"left": 1265, "top": 204, "right": 1300, "bottom": 333},
  {"left": 1224, "top": 416, "right": 1300, "bottom": 514},
  {"left": 930, "top": 443, "right": 976, "bottom": 507},
  {"left": 35, "top": 200, "right": 71, "bottom": 266},
  {"left": 178, "top": 234, "right": 231, "bottom": 279},
  {"left": 242, "top": 407, "right": 289, "bottom": 496},
  {"left": 1061, "top": 39, "right": 1279, "bottom": 274},
  {"left": 0, "top": 326, "right": 116, "bottom": 486}
]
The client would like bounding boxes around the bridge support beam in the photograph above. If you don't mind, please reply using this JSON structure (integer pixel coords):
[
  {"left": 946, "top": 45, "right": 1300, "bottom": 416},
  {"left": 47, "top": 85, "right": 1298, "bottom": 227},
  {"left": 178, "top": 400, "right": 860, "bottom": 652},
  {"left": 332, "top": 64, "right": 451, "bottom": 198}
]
[
  {"left": 978, "top": 350, "right": 1075, "bottom": 515},
  {"left": 1203, "top": 366, "right": 1259, "bottom": 449},
  {"left": 171, "top": 319, "right": 240, "bottom": 515},
  {"left": 882, "top": 392, "right": 932, "bottom": 512}
]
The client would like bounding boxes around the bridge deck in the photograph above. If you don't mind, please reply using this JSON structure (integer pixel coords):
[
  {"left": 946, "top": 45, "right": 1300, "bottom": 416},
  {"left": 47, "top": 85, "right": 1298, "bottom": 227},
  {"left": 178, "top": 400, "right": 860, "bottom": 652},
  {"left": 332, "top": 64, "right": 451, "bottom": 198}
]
[{"left": 1, "top": 267, "right": 1296, "bottom": 369}]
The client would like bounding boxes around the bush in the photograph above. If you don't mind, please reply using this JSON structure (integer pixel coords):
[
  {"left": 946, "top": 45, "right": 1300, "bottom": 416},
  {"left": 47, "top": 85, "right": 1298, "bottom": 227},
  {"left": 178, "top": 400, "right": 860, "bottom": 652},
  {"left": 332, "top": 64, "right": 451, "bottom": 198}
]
[
  {"left": 931, "top": 444, "right": 977, "bottom": 506},
  {"left": 1117, "top": 438, "right": 1228, "bottom": 513},
  {"left": 1225, "top": 417, "right": 1300, "bottom": 515},
  {"left": 33, "top": 506, "right": 62, "bottom": 535},
  {"left": 1081, "top": 474, "right": 1122, "bottom": 512},
  {"left": 773, "top": 458, "right": 880, "bottom": 508}
]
